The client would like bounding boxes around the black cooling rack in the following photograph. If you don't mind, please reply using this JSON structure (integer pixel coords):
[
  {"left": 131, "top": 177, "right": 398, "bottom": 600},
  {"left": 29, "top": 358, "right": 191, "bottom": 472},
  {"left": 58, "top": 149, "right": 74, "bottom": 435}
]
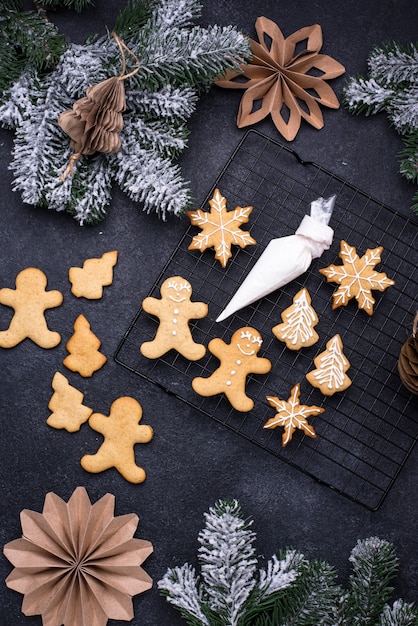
[{"left": 115, "top": 129, "right": 418, "bottom": 510}]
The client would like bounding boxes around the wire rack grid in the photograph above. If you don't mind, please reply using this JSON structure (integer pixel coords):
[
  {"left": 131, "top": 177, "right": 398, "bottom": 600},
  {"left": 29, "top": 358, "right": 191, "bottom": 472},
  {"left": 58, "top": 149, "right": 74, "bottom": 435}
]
[{"left": 115, "top": 130, "right": 418, "bottom": 511}]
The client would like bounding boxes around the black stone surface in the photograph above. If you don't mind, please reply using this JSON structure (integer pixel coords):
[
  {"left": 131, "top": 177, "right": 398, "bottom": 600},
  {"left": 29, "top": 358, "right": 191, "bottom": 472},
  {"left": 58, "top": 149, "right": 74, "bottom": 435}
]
[{"left": 0, "top": 2, "right": 417, "bottom": 625}]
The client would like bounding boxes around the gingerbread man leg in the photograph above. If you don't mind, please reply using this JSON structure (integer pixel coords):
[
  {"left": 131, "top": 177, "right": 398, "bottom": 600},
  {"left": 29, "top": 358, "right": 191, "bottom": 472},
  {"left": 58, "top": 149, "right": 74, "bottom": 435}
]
[
  {"left": 81, "top": 446, "right": 147, "bottom": 484},
  {"left": 141, "top": 328, "right": 205, "bottom": 360},
  {"left": 192, "top": 374, "right": 254, "bottom": 412}
]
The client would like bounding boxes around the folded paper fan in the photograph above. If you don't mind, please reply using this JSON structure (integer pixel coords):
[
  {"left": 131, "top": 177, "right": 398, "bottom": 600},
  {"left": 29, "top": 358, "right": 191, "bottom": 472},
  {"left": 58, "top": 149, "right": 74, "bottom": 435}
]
[
  {"left": 216, "top": 195, "right": 336, "bottom": 322},
  {"left": 215, "top": 17, "right": 345, "bottom": 141},
  {"left": 3, "top": 486, "right": 153, "bottom": 625}
]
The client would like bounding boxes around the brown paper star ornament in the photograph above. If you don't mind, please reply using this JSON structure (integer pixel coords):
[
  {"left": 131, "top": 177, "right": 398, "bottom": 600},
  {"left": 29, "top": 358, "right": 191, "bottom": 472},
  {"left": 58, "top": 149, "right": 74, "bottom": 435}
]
[
  {"left": 264, "top": 383, "right": 324, "bottom": 446},
  {"left": 3, "top": 486, "right": 153, "bottom": 626},
  {"left": 215, "top": 17, "right": 345, "bottom": 140}
]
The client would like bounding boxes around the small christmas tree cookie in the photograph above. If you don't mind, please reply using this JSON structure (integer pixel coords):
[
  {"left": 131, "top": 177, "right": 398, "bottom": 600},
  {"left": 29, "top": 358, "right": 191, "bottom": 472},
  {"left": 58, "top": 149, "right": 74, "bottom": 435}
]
[
  {"left": 306, "top": 333, "right": 351, "bottom": 395},
  {"left": 272, "top": 288, "right": 319, "bottom": 349},
  {"left": 264, "top": 383, "right": 324, "bottom": 446},
  {"left": 63, "top": 314, "right": 107, "bottom": 377},
  {"left": 47, "top": 371, "right": 92, "bottom": 432},
  {"left": 69, "top": 250, "right": 118, "bottom": 299},
  {"left": 187, "top": 188, "right": 256, "bottom": 267}
]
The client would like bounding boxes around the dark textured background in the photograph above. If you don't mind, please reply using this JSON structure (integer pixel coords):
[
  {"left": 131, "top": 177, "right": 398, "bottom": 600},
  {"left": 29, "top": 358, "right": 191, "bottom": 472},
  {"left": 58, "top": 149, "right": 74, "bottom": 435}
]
[{"left": 1, "top": 1, "right": 417, "bottom": 624}]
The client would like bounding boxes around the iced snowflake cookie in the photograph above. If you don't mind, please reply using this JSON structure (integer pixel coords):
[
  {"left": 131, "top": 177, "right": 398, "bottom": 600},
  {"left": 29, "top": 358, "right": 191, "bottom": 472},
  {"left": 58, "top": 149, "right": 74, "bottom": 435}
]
[
  {"left": 187, "top": 188, "right": 256, "bottom": 267},
  {"left": 319, "top": 240, "right": 395, "bottom": 315},
  {"left": 272, "top": 288, "right": 319, "bottom": 349},
  {"left": 0, "top": 268, "right": 63, "bottom": 348},
  {"left": 192, "top": 326, "right": 271, "bottom": 412},
  {"left": 264, "top": 383, "right": 324, "bottom": 446},
  {"left": 306, "top": 333, "right": 351, "bottom": 395},
  {"left": 69, "top": 250, "right": 118, "bottom": 299},
  {"left": 140, "top": 276, "right": 208, "bottom": 360}
]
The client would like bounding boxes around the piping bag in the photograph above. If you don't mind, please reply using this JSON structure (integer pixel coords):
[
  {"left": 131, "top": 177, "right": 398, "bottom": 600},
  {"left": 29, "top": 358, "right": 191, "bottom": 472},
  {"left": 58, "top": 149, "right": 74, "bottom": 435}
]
[{"left": 216, "top": 195, "right": 336, "bottom": 322}]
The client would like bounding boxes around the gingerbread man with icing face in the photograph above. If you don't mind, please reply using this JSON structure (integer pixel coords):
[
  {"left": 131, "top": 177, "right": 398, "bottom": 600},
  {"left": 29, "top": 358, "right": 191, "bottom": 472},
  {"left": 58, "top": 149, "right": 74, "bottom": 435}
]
[
  {"left": 140, "top": 276, "right": 208, "bottom": 360},
  {"left": 192, "top": 326, "right": 271, "bottom": 412}
]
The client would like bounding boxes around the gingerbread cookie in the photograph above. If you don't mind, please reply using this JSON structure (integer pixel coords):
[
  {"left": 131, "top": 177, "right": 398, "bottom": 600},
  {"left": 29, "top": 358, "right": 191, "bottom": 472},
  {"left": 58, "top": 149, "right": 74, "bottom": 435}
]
[
  {"left": 187, "top": 188, "right": 256, "bottom": 267},
  {"left": 319, "top": 240, "right": 395, "bottom": 315},
  {"left": 140, "top": 276, "right": 208, "bottom": 360},
  {"left": 0, "top": 268, "right": 63, "bottom": 348},
  {"left": 64, "top": 314, "right": 107, "bottom": 377},
  {"left": 306, "top": 333, "right": 351, "bottom": 395},
  {"left": 47, "top": 371, "right": 93, "bottom": 432},
  {"left": 272, "top": 288, "right": 319, "bottom": 350},
  {"left": 192, "top": 326, "right": 271, "bottom": 412},
  {"left": 81, "top": 397, "right": 153, "bottom": 483},
  {"left": 69, "top": 250, "right": 118, "bottom": 299},
  {"left": 264, "top": 383, "right": 324, "bottom": 447}
]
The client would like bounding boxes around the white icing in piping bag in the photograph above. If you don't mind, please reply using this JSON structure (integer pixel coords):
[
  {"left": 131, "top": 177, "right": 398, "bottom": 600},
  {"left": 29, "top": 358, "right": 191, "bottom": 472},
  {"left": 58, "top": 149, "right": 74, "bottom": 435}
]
[{"left": 216, "top": 195, "right": 336, "bottom": 323}]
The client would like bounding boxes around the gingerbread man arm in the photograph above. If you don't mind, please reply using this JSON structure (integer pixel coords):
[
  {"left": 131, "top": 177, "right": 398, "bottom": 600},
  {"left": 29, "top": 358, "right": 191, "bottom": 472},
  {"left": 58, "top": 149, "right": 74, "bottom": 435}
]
[
  {"left": 208, "top": 337, "right": 228, "bottom": 359},
  {"left": 44, "top": 290, "right": 64, "bottom": 309},
  {"left": 142, "top": 296, "right": 163, "bottom": 317},
  {"left": 250, "top": 355, "right": 272, "bottom": 375},
  {"left": 190, "top": 301, "right": 209, "bottom": 319},
  {"left": 0, "top": 288, "right": 16, "bottom": 307}
]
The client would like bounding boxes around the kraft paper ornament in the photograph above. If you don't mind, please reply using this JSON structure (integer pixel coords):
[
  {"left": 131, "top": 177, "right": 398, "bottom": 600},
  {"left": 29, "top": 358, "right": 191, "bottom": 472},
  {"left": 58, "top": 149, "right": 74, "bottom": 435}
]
[
  {"left": 398, "top": 312, "right": 418, "bottom": 394},
  {"left": 215, "top": 17, "right": 345, "bottom": 141},
  {"left": 3, "top": 486, "right": 153, "bottom": 625},
  {"left": 58, "top": 32, "right": 140, "bottom": 178},
  {"left": 216, "top": 195, "right": 335, "bottom": 323}
]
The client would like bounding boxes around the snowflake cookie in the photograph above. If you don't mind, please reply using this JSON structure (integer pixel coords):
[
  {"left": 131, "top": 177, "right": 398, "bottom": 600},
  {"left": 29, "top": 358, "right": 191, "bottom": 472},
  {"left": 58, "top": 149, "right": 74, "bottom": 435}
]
[
  {"left": 264, "top": 383, "right": 324, "bottom": 446},
  {"left": 319, "top": 240, "right": 395, "bottom": 315},
  {"left": 187, "top": 188, "right": 256, "bottom": 267}
]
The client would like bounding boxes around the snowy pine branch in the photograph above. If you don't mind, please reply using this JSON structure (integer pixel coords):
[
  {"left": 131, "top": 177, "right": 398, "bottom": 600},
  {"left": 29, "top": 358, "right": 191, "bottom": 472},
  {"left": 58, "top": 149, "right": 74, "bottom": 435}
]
[
  {"left": 0, "top": 0, "right": 251, "bottom": 224},
  {"left": 159, "top": 501, "right": 418, "bottom": 626}
]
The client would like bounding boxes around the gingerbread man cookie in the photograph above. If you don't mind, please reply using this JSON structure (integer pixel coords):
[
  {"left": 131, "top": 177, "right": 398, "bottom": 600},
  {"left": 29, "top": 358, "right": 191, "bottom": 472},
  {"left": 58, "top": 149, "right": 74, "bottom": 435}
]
[
  {"left": 81, "top": 397, "right": 153, "bottom": 484},
  {"left": 0, "top": 268, "right": 63, "bottom": 348},
  {"left": 192, "top": 327, "right": 271, "bottom": 412},
  {"left": 140, "top": 276, "right": 208, "bottom": 360}
]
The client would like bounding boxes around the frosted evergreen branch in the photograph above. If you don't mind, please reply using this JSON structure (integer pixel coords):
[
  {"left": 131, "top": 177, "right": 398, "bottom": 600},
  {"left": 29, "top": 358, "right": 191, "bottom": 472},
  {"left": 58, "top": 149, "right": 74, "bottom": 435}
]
[
  {"left": 198, "top": 500, "right": 258, "bottom": 626},
  {"left": 343, "top": 537, "right": 398, "bottom": 626},
  {"left": 369, "top": 42, "right": 418, "bottom": 85},
  {"left": 379, "top": 599, "right": 418, "bottom": 626},
  {"left": 158, "top": 564, "right": 211, "bottom": 626},
  {"left": 388, "top": 86, "right": 418, "bottom": 134},
  {"left": 343, "top": 76, "right": 394, "bottom": 116},
  {"left": 398, "top": 131, "right": 418, "bottom": 184},
  {"left": 257, "top": 550, "right": 303, "bottom": 599},
  {"left": 125, "top": 114, "right": 189, "bottom": 159},
  {"left": 126, "top": 85, "right": 198, "bottom": 121}
]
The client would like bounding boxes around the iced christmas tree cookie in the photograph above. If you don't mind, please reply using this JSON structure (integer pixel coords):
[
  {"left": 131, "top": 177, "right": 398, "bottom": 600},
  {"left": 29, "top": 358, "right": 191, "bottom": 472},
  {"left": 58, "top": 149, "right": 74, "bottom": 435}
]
[
  {"left": 140, "top": 276, "right": 208, "bottom": 360},
  {"left": 187, "top": 188, "right": 256, "bottom": 267},
  {"left": 319, "top": 240, "right": 395, "bottom": 315},
  {"left": 272, "top": 288, "right": 319, "bottom": 349},
  {"left": 306, "top": 333, "right": 351, "bottom": 395},
  {"left": 264, "top": 383, "right": 324, "bottom": 446},
  {"left": 192, "top": 327, "right": 271, "bottom": 412}
]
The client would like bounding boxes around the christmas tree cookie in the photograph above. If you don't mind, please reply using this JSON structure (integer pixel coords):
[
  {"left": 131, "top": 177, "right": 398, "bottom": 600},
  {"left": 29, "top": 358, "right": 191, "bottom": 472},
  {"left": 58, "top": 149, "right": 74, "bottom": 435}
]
[
  {"left": 306, "top": 333, "right": 351, "bottom": 395},
  {"left": 272, "top": 288, "right": 319, "bottom": 349},
  {"left": 64, "top": 314, "right": 107, "bottom": 377},
  {"left": 69, "top": 250, "right": 118, "bottom": 299},
  {"left": 264, "top": 383, "right": 324, "bottom": 446},
  {"left": 187, "top": 188, "right": 256, "bottom": 267},
  {"left": 47, "top": 372, "right": 92, "bottom": 432}
]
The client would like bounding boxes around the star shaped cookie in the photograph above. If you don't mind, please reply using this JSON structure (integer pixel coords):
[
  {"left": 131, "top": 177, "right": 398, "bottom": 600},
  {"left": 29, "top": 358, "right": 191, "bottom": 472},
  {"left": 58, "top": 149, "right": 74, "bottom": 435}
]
[
  {"left": 187, "top": 188, "right": 256, "bottom": 267},
  {"left": 264, "top": 383, "right": 324, "bottom": 447},
  {"left": 319, "top": 240, "right": 395, "bottom": 315}
]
